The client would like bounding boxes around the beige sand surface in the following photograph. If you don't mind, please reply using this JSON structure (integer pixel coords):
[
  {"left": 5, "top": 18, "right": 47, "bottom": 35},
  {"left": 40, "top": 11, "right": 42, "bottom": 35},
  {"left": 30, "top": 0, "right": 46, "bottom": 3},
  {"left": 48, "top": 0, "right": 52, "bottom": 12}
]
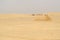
[{"left": 0, "top": 12, "right": 60, "bottom": 40}]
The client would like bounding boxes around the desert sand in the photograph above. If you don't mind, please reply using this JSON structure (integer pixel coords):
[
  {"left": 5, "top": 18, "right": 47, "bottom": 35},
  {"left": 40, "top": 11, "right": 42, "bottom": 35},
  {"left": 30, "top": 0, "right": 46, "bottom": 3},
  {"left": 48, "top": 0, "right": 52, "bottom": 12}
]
[{"left": 0, "top": 12, "right": 60, "bottom": 40}]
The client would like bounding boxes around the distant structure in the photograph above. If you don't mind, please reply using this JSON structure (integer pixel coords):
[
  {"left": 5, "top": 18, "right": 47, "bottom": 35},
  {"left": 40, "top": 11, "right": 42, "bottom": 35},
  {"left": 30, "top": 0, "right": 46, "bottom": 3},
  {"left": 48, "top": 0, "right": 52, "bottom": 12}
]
[{"left": 32, "top": 8, "right": 50, "bottom": 21}]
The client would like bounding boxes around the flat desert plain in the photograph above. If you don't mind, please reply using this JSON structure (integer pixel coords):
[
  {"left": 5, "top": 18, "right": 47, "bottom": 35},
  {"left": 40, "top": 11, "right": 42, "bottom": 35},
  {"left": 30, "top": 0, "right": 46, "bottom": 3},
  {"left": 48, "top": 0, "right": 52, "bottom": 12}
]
[{"left": 0, "top": 12, "right": 60, "bottom": 40}]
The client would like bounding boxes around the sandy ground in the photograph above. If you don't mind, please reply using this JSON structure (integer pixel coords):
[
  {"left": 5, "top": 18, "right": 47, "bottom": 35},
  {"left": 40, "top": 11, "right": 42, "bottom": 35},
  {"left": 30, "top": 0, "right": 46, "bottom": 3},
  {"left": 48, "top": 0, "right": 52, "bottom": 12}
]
[{"left": 0, "top": 12, "right": 60, "bottom": 40}]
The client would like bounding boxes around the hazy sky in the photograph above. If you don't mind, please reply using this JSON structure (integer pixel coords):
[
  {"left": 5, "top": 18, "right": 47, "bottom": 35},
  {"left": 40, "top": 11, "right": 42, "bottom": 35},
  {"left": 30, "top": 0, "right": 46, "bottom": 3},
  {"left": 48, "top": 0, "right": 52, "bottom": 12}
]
[{"left": 0, "top": 0, "right": 60, "bottom": 13}]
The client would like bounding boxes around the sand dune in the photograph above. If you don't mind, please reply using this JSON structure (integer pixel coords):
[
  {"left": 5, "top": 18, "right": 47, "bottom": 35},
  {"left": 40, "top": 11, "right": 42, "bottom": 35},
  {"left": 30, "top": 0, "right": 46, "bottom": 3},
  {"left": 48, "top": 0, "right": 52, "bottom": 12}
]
[{"left": 0, "top": 12, "right": 60, "bottom": 40}]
